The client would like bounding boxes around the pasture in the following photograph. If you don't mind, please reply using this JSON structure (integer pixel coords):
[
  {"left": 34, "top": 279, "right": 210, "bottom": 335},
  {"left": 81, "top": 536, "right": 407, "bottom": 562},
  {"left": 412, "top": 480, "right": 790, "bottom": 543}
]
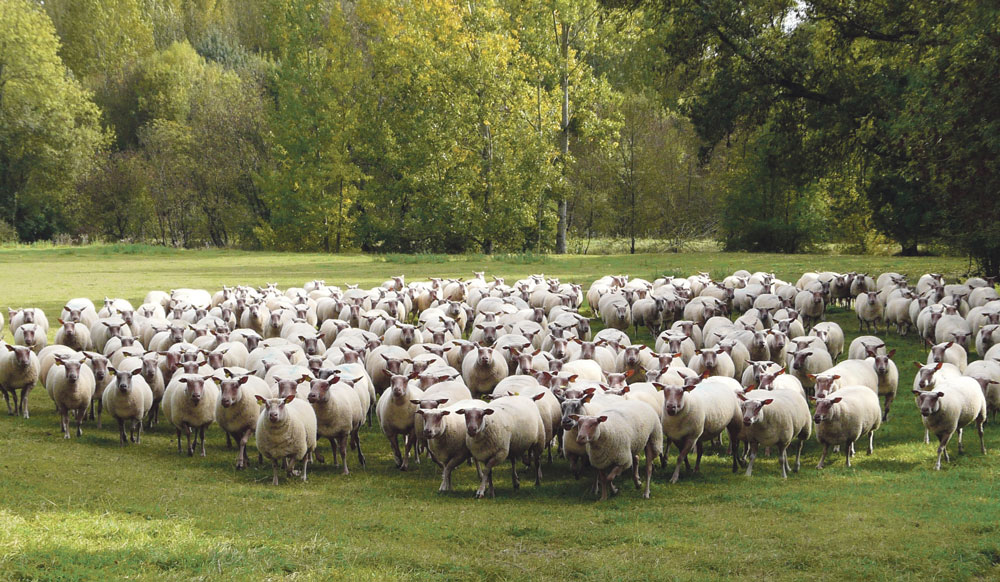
[{"left": 0, "top": 245, "right": 996, "bottom": 582}]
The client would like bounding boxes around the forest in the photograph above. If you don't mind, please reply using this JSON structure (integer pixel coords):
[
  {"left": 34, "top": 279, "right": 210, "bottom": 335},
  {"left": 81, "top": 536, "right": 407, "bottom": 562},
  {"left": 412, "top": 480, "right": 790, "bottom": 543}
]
[{"left": 1, "top": 1, "right": 998, "bottom": 272}]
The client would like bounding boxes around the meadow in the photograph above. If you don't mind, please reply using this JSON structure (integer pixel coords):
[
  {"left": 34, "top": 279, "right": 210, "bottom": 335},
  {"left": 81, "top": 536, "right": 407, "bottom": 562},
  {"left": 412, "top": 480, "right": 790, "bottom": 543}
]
[{"left": 0, "top": 245, "right": 996, "bottom": 581}]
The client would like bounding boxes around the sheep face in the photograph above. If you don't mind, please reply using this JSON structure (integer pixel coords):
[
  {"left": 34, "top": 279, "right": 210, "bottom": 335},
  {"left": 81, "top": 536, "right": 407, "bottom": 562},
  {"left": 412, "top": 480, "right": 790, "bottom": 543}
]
[
  {"left": 180, "top": 376, "right": 209, "bottom": 403},
  {"left": 572, "top": 415, "right": 607, "bottom": 445},
  {"left": 112, "top": 368, "right": 142, "bottom": 392},
  {"left": 873, "top": 350, "right": 896, "bottom": 377},
  {"left": 739, "top": 398, "right": 773, "bottom": 426},
  {"left": 791, "top": 350, "right": 813, "bottom": 371},
  {"left": 661, "top": 385, "right": 693, "bottom": 416},
  {"left": 219, "top": 376, "right": 250, "bottom": 407},
  {"left": 6, "top": 345, "right": 32, "bottom": 367},
  {"left": 258, "top": 395, "right": 295, "bottom": 423},
  {"left": 307, "top": 379, "right": 331, "bottom": 404},
  {"left": 56, "top": 356, "right": 84, "bottom": 383},
  {"left": 811, "top": 374, "right": 840, "bottom": 398},
  {"left": 812, "top": 397, "right": 843, "bottom": 423},
  {"left": 456, "top": 407, "right": 493, "bottom": 437},
  {"left": 912, "top": 390, "right": 945, "bottom": 417}
]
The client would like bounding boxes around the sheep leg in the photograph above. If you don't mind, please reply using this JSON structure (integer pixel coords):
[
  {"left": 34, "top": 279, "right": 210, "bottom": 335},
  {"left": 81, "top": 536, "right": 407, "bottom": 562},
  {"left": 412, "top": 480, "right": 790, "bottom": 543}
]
[
  {"left": 301, "top": 453, "right": 310, "bottom": 482},
  {"left": 388, "top": 433, "right": 404, "bottom": 470},
  {"left": 817, "top": 443, "right": 830, "bottom": 469},
  {"left": 605, "top": 466, "right": 625, "bottom": 499},
  {"left": 236, "top": 431, "right": 250, "bottom": 470},
  {"left": 534, "top": 451, "right": 542, "bottom": 486},
  {"left": 745, "top": 442, "right": 758, "bottom": 477},
  {"left": 643, "top": 441, "right": 655, "bottom": 499},
  {"left": 225, "top": 432, "right": 233, "bottom": 449},
  {"left": 272, "top": 459, "right": 281, "bottom": 485},
  {"left": 340, "top": 437, "right": 350, "bottom": 475},
  {"left": 440, "top": 454, "right": 467, "bottom": 492},
  {"left": 727, "top": 425, "right": 742, "bottom": 471},
  {"left": 175, "top": 428, "right": 183, "bottom": 453},
  {"left": 75, "top": 408, "right": 85, "bottom": 437},
  {"left": 597, "top": 470, "right": 608, "bottom": 501},
  {"left": 978, "top": 419, "right": 987, "bottom": 454},
  {"left": 924, "top": 428, "right": 930, "bottom": 444},
  {"left": 96, "top": 400, "right": 102, "bottom": 428},
  {"left": 327, "top": 437, "right": 338, "bottom": 466},
  {"left": 60, "top": 409, "right": 70, "bottom": 439},
  {"left": 475, "top": 458, "right": 498, "bottom": 499},
  {"left": 18, "top": 387, "right": 31, "bottom": 419},
  {"left": 117, "top": 418, "right": 127, "bottom": 446},
  {"left": 199, "top": 426, "right": 207, "bottom": 457},
  {"left": 868, "top": 430, "right": 875, "bottom": 455},
  {"left": 632, "top": 454, "right": 641, "bottom": 490},
  {"left": 795, "top": 438, "right": 804, "bottom": 472},
  {"left": 779, "top": 446, "right": 789, "bottom": 479},
  {"left": 671, "top": 438, "right": 695, "bottom": 484},
  {"left": 844, "top": 439, "right": 853, "bottom": 468},
  {"left": 935, "top": 432, "right": 952, "bottom": 470},
  {"left": 2, "top": 389, "right": 13, "bottom": 415},
  {"left": 694, "top": 440, "right": 705, "bottom": 472},
  {"left": 353, "top": 429, "right": 365, "bottom": 467},
  {"left": 185, "top": 425, "right": 194, "bottom": 456},
  {"left": 957, "top": 427, "right": 964, "bottom": 454},
  {"left": 882, "top": 394, "right": 894, "bottom": 422},
  {"left": 510, "top": 458, "right": 520, "bottom": 490}
]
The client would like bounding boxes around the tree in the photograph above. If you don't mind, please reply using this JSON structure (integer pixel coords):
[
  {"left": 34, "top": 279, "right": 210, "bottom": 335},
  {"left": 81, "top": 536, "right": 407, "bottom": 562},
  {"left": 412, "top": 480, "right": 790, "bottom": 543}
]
[{"left": 0, "top": 0, "right": 107, "bottom": 241}]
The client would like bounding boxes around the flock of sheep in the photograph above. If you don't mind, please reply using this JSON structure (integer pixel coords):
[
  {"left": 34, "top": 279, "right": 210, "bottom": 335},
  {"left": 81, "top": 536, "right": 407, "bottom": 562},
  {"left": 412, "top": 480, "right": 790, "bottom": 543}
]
[{"left": 1, "top": 269, "right": 997, "bottom": 498}]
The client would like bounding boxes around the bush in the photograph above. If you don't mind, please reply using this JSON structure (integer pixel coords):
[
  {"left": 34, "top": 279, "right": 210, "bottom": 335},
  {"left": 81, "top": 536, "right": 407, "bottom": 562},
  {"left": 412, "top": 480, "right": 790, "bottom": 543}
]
[{"left": 0, "top": 219, "right": 17, "bottom": 244}]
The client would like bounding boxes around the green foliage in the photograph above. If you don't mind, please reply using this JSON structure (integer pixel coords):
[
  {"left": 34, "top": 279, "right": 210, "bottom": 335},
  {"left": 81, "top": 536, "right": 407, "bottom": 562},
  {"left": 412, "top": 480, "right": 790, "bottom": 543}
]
[{"left": 0, "top": 0, "right": 108, "bottom": 242}]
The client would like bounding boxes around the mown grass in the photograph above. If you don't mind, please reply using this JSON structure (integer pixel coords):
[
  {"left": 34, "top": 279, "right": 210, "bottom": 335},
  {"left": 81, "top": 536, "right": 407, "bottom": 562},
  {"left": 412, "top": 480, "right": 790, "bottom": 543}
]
[{"left": 0, "top": 246, "right": 997, "bottom": 581}]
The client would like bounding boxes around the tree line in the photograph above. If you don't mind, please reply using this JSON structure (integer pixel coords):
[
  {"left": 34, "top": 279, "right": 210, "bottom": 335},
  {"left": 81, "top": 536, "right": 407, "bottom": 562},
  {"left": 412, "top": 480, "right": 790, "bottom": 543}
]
[{"left": 1, "top": 1, "right": 998, "bottom": 273}]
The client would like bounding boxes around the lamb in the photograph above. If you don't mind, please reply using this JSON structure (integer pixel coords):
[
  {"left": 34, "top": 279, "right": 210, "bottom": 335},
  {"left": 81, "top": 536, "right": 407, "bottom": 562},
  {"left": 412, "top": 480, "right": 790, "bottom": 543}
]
[
  {"left": 162, "top": 374, "right": 219, "bottom": 456},
  {"left": 0, "top": 344, "right": 40, "bottom": 418},
  {"left": 855, "top": 291, "right": 883, "bottom": 333},
  {"left": 461, "top": 345, "right": 509, "bottom": 396},
  {"left": 102, "top": 366, "right": 154, "bottom": 445},
  {"left": 255, "top": 395, "right": 319, "bottom": 485},
  {"left": 657, "top": 378, "right": 742, "bottom": 483},
  {"left": 738, "top": 389, "right": 812, "bottom": 478},
  {"left": 570, "top": 400, "right": 663, "bottom": 500},
  {"left": 376, "top": 374, "right": 424, "bottom": 470},
  {"left": 45, "top": 354, "right": 96, "bottom": 438},
  {"left": 809, "top": 322, "right": 844, "bottom": 361},
  {"left": 214, "top": 374, "right": 274, "bottom": 469},
  {"left": 308, "top": 377, "right": 365, "bottom": 474},
  {"left": 54, "top": 320, "right": 93, "bottom": 352},
  {"left": 913, "top": 377, "right": 988, "bottom": 470},
  {"left": 456, "top": 395, "right": 546, "bottom": 498},
  {"left": 417, "top": 398, "right": 488, "bottom": 492},
  {"left": 812, "top": 385, "right": 882, "bottom": 468}
]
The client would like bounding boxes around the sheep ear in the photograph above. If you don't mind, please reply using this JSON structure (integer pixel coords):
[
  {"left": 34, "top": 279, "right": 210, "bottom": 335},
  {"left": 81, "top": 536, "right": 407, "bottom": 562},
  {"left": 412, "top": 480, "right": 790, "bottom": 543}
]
[
  {"left": 776, "top": 369, "right": 785, "bottom": 376},
  {"left": 833, "top": 375, "right": 841, "bottom": 380},
  {"left": 283, "top": 394, "right": 296, "bottom": 404},
  {"left": 831, "top": 397, "right": 842, "bottom": 404},
  {"left": 934, "top": 362, "right": 943, "bottom": 370},
  {"left": 935, "top": 391, "right": 945, "bottom": 398},
  {"left": 483, "top": 408, "right": 494, "bottom": 415},
  {"left": 737, "top": 393, "right": 748, "bottom": 401},
  {"left": 596, "top": 415, "right": 608, "bottom": 423},
  {"left": 807, "top": 373, "right": 816, "bottom": 380},
  {"left": 238, "top": 376, "right": 250, "bottom": 385},
  {"left": 624, "top": 369, "right": 635, "bottom": 378},
  {"left": 683, "top": 384, "right": 696, "bottom": 392},
  {"left": 409, "top": 399, "right": 421, "bottom": 405},
  {"left": 255, "top": 395, "right": 267, "bottom": 404},
  {"left": 454, "top": 409, "right": 466, "bottom": 415},
  {"left": 532, "top": 393, "right": 545, "bottom": 401},
  {"left": 913, "top": 361, "right": 924, "bottom": 369},
  {"left": 568, "top": 414, "right": 580, "bottom": 422},
  {"left": 651, "top": 383, "right": 665, "bottom": 391},
  {"left": 761, "top": 399, "right": 774, "bottom": 406}
]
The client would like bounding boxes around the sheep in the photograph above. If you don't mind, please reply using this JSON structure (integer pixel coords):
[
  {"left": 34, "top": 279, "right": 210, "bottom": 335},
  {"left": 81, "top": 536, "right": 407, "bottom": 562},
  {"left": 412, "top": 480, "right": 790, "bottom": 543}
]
[
  {"left": 964, "top": 360, "right": 1000, "bottom": 421},
  {"left": 927, "top": 341, "right": 968, "bottom": 373},
  {"left": 738, "top": 389, "right": 812, "bottom": 478},
  {"left": 809, "top": 322, "right": 844, "bottom": 361},
  {"left": 417, "top": 398, "right": 488, "bottom": 492},
  {"left": 934, "top": 314, "right": 973, "bottom": 351},
  {"left": 570, "top": 400, "right": 663, "bottom": 500},
  {"left": 0, "top": 344, "right": 40, "bottom": 418},
  {"left": 255, "top": 395, "right": 319, "bottom": 485},
  {"left": 601, "top": 299, "right": 632, "bottom": 332},
  {"left": 214, "top": 374, "right": 274, "bottom": 469},
  {"left": 787, "top": 348, "right": 833, "bottom": 393},
  {"left": 376, "top": 374, "right": 423, "bottom": 470},
  {"left": 809, "top": 359, "right": 880, "bottom": 399},
  {"left": 688, "top": 347, "right": 736, "bottom": 379},
  {"left": 854, "top": 291, "right": 883, "bottom": 333},
  {"left": 913, "top": 377, "right": 988, "bottom": 470},
  {"left": 39, "top": 345, "right": 77, "bottom": 386},
  {"left": 45, "top": 354, "right": 96, "bottom": 439},
  {"left": 886, "top": 297, "right": 914, "bottom": 336},
  {"left": 102, "top": 366, "right": 154, "bottom": 446},
  {"left": 54, "top": 320, "right": 93, "bottom": 352},
  {"left": 794, "top": 290, "right": 825, "bottom": 329},
  {"left": 657, "top": 378, "right": 742, "bottom": 483},
  {"left": 866, "top": 349, "right": 899, "bottom": 421},
  {"left": 456, "top": 395, "right": 546, "bottom": 498},
  {"left": 490, "top": 380, "right": 560, "bottom": 463},
  {"left": 8, "top": 308, "right": 49, "bottom": 336},
  {"left": 163, "top": 374, "right": 219, "bottom": 456},
  {"left": 461, "top": 345, "right": 509, "bottom": 396},
  {"left": 773, "top": 316, "right": 805, "bottom": 340},
  {"left": 365, "top": 345, "right": 411, "bottom": 393},
  {"left": 847, "top": 336, "right": 885, "bottom": 360},
  {"left": 976, "top": 324, "right": 1000, "bottom": 357},
  {"left": 13, "top": 323, "right": 47, "bottom": 353},
  {"left": 755, "top": 368, "right": 807, "bottom": 400},
  {"left": 812, "top": 385, "right": 882, "bottom": 468},
  {"left": 308, "top": 377, "right": 365, "bottom": 474}
]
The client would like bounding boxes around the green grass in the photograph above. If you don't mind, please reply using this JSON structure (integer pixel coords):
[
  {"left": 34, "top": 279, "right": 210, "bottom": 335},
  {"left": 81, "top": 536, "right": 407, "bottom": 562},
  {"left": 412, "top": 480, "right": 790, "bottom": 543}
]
[{"left": 0, "top": 246, "right": 997, "bottom": 581}]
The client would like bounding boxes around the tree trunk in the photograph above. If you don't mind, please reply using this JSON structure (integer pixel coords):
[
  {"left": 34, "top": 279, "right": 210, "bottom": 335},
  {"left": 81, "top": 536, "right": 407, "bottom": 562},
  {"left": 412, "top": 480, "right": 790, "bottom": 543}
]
[{"left": 900, "top": 243, "right": 919, "bottom": 256}]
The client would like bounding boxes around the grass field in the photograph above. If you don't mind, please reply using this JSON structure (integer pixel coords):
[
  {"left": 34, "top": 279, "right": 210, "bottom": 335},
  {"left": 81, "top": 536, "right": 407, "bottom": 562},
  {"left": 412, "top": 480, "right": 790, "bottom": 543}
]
[{"left": 0, "top": 245, "right": 997, "bottom": 581}]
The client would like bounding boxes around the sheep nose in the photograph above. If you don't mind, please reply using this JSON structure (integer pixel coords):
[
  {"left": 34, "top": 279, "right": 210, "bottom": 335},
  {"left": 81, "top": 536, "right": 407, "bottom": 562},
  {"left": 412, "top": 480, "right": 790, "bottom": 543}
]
[
  {"left": 269, "top": 413, "right": 279, "bottom": 421},
  {"left": 307, "top": 394, "right": 317, "bottom": 403},
  {"left": 191, "top": 394, "right": 201, "bottom": 403}
]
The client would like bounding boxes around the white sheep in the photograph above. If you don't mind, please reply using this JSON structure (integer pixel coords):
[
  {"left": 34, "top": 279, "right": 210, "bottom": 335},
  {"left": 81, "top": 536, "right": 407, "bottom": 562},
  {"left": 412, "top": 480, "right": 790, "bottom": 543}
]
[
  {"left": 417, "top": 398, "right": 488, "bottom": 492},
  {"left": 964, "top": 360, "right": 1000, "bottom": 421},
  {"left": 0, "top": 344, "right": 40, "bottom": 418},
  {"left": 102, "top": 366, "right": 154, "bottom": 445},
  {"left": 461, "top": 345, "right": 509, "bottom": 396},
  {"left": 927, "top": 341, "right": 968, "bottom": 373},
  {"left": 657, "top": 378, "right": 742, "bottom": 483},
  {"left": 786, "top": 348, "right": 833, "bottom": 392},
  {"left": 855, "top": 291, "right": 883, "bottom": 333},
  {"left": 738, "top": 389, "right": 812, "bottom": 478},
  {"left": 308, "top": 377, "right": 365, "bottom": 474},
  {"left": 810, "top": 359, "right": 880, "bottom": 399},
  {"left": 54, "top": 320, "right": 93, "bottom": 352},
  {"left": 45, "top": 354, "right": 96, "bottom": 438},
  {"left": 162, "top": 374, "right": 219, "bottom": 456},
  {"left": 376, "top": 374, "right": 423, "bottom": 470},
  {"left": 215, "top": 374, "right": 274, "bottom": 469},
  {"left": 865, "top": 349, "right": 899, "bottom": 421},
  {"left": 847, "top": 336, "right": 885, "bottom": 360},
  {"left": 688, "top": 347, "right": 736, "bottom": 379},
  {"left": 13, "top": 323, "right": 47, "bottom": 353},
  {"left": 913, "top": 377, "right": 987, "bottom": 470},
  {"left": 254, "top": 395, "right": 318, "bottom": 485},
  {"left": 455, "top": 395, "right": 546, "bottom": 498},
  {"left": 812, "top": 385, "right": 882, "bottom": 468},
  {"left": 934, "top": 314, "right": 973, "bottom": 351},
  {"left": 809, "top": 322, "right": 844, "bottom": 361},
  {"left": 570, "top": 400, "right": 664, "bottom": 500}
]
